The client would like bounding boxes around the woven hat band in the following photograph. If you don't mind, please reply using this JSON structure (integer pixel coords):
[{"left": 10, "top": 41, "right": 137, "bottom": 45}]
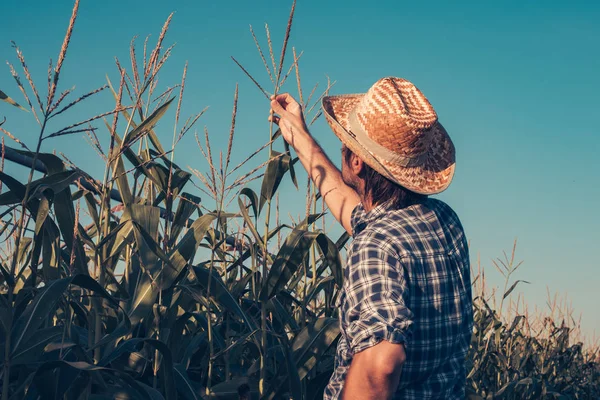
[{"left": 347, "top": 109, "right": 429, "bottom": 168}]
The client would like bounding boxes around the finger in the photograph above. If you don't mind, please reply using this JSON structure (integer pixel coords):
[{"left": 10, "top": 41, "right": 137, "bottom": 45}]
[
  {"left": 270, "top": 98, "right": 287, "bottom": 115},
  {"left": 268, "top": 115, "right": 280, "bottom": 125},
  {"left": 275, "top": 92, "right": 298, "bottom": 107}
]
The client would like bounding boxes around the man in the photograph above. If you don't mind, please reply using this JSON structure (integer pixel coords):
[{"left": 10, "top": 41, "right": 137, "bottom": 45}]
[{"left": 269, "top": 77, "right": 473, "bottom": 399}]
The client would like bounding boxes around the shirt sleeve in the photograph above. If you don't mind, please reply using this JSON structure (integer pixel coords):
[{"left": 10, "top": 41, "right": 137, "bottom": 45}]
[{"left": 343, "top": 232, "right": 414, "bottom": 355}]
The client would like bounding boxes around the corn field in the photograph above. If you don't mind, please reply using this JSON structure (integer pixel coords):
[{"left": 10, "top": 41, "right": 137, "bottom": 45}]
[{"left": 0, "top": 1, "right": 598, "bottom": 399}]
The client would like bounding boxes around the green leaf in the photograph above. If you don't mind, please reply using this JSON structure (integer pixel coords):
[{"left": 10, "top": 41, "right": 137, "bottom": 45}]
[
  {"left": 508, "top": 315, "right": 525, "bottom": 333},
  {"left": 171, "top": 213, "right": 218, "bottom": 265},
  {"left": 9, "top": 326, "right": 63, "bottom": 366},
  {"left": 33, "top": 195, "right": 50, "bottom": 235},
  {"left": 315, "top": 234, "right": 343, "bottom": 288},
  {"left": 122, "top": 97, "right": 174, "bottom": 149},
  {"left": 240, "top": 187, "right": 259, "bottom": 220},
  {"left": 130, "top": 222, "right": 172, "bottom": 281},
  {"left": 335, "top": 231, "right": 351, "bottom": 251},
  {"left": 168, "top": 311, "right": 213, "bottom": 358},
  {"left": 296, "top": 213, "right": 325, "bottom": 231},
  {"left": 173, "top": 364, "right": 202, "bottom": 400},
  {"left": 287, "top": 147, "right": 299, "bottom": 190},
  {"left": 90, "top": 309, "right": 132, "bottom": 352},
  {"left": 180, "top": 331, "right": 207, "bottom": 368},
  {"left": 0, "top": 261, "right": 14, "bottom": 289},
  {"left": 265, "top": 334, "right": 302, "bottom": 400},
  {"left": 11, "top": 274, "right": 119, "bottom": 356},
  {"left": 99, "top": 339, "right": 176, "bottom": 400},
  {"left": 261, "top": 229, "right": 342, "bottom": 300},
  {"left": 10, "top": 277, "right": 72, "bottom": 354},
  {"left": 127, "top": 271, "right": 156, "bottom": 326},
  {"left": 190, "top": 264, "right": 257, "bottom": 332},
  {"left": 113, "top": 154, "right": 134, "bottom": 206},
  {"left": 97, "top": 220, "right": 134, "bottom": 260},
  {"left": 53, "top": 184, "right": 88, "bottom": 275},
  {"left": 70, "top": 274, "right": 120, "bottom": 308},
  {"left": 41, "top": 222, "right": 61, "bottom": 281},
  {"left": 84, "top": 192, "right": 100, "bottom": 233},
  {"left": 267, "top": 296, "right": 299, "bottom": 335},
  {"left": 169, "top": 193, "right": 201, "bottom": 246},
  {"left": 303, "top": 276, "right": 335, "bottom": 309},
  {"left": 153, "top": 168, "right": 192, "bottom": 206},
  {"left": 0, "top": 170, "right": 81, "bottom": 206},
  {"left": 238, "top": 189, "right": 263, "bottom": 245},
  {"left": 123, "top": 204, "right": 161, "bottom": 265},
  {"left": 230, "top": 271, "right": 256, "bottom": 299},
  {"left": 0, "top": 88, "right": 27, "bottom": 111},
  {"left": 291, "top": 317, "right": 340, "bottom": 380},
  {"left": 503, "top": 280, "right": 530, "bottom": 300},
  {"left": 274, "top": 126, "right": 298, "bottom": 191},
  {"left": 0, "top": 169, "right": 24, "bottom": 197},
  {"left": 103, "top": 115, "right": 163, "bottom": 192},
  {"left": 35, "top": 152, "right": 67, "bottom": 174},
  {"left": 107, "top": 75, "right": 167, "bottom": 155},
  {"left": 99, "top": 338, "right": 146, "bottom": 367},
  {"left": 258, "top": 150, "right": 296, "bottom": 213},
  {"left": 16, "top": 236, "right": 33, "bottom": 271},
  {"left": 32, "top": 361, "right": 92, "bottom": 399},
  {"left": 137, "top": 212, "right": 219, "bottom": 300}
]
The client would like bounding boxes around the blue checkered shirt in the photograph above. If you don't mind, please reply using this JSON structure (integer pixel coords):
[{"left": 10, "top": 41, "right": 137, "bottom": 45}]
[{"left": 324, "top": 199, "right": 473, "bottom": 399}]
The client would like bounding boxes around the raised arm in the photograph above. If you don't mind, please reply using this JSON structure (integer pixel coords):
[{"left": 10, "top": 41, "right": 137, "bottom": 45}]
[{"left": 269, "top": 93, "right": 360, "bottom": 235}]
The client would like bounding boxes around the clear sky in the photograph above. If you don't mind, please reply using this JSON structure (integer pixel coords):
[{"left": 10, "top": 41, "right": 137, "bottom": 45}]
[{"left": 1, "top": 0, "right": 599, "bottom": 338}]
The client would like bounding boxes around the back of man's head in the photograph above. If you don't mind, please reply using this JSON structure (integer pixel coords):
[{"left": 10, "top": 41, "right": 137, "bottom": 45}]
[{"left": 343, "top": 146, "right": 427, "bottom": 209}]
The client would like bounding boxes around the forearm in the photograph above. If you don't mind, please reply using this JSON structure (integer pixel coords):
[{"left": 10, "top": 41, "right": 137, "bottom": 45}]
[
  {"left": 288, "top": 128, "right": 360, "bottom": 235},
  {"left": 341, "top": 362, "right": 401, "bottom": 400},
  {"left": 341, "top": 341, "right": 405, "bottom": 400}
]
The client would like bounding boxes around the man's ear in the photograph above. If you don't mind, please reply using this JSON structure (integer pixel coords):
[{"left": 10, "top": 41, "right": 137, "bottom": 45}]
[{"left": 350, "top": 153, "right": 364, "bottom": 175}]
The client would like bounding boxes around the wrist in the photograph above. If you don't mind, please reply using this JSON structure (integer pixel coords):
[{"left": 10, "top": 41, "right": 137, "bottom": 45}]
[{"left": 289, "top": 127, "right": 315, "bottom": 154}]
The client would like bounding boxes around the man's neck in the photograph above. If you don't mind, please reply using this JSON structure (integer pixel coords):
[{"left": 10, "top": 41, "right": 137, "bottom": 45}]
[
  {"left": 363, "top": 195, "right": 427, "bottom": 213},
  {"left": 361, "top": 196, "right": 374, "bottom": 213}
]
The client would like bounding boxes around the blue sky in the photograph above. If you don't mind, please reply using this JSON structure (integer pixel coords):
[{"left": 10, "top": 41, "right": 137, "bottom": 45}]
[{"left": 1, "top": 0, "right": 599, "bottom": 337}]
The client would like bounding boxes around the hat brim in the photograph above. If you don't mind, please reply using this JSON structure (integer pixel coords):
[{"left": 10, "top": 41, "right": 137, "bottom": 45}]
[{"left": 322, "top": 94, "right": 456, "bottom": 195}]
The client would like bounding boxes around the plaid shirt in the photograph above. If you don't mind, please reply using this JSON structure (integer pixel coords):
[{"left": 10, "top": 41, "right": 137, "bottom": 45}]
[{"left": 324, "top": 199, "right": 473, "bottom": 399}]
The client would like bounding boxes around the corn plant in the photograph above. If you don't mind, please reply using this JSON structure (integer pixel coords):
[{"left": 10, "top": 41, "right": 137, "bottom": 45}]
[
  {"left": 466, "top": 244, "right": 600, "bottom": 399},
  {"left": 0, "top": 1, "right": 343, "bottom": 399}
]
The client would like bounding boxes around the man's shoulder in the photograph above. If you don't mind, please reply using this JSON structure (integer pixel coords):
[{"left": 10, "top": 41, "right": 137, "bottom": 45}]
[
  {"left": 376, "top": 198, "right": 461, "bottom": 231},
  {"left": 426, "top": 198, "right": 461, "bottom": 223},
  {"left": 351, "top": 225, "right": 397, "bottom": 253},
  {"left": 353, "top": 198, "right": 465, "bottom": 256}
]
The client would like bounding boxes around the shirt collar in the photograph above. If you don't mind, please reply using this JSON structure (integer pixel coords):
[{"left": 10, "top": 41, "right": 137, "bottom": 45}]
[{"left": 350, "top": 200, "right": 396, "bottom": 237}]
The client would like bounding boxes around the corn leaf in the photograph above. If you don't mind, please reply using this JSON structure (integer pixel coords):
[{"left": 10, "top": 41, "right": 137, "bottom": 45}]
[
  {"left": 169, "top": 192, "right": 201, "bottom": 246},
  {"left": 173, "top": 364, "right": 202, "bottom": 400},
  {"left": 191, "top": 264, "right": 257, "bottom": 332},
  {"left": 0, "top": 88, "right": 27, "bottom": 111},
  {"left": 291, "top": 317, "right": 340, "bottom": 380},
  {"left": 122, "top": 97, "right": 174, "bottom": 149},
  {"left": 503, "top": 280, "right": 530, "bottom": 300},
  {"left": 258, "top": 150, "right": 297, "bottom": 213}
]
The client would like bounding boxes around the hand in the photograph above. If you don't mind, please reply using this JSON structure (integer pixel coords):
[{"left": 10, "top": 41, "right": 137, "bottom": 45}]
[
  {"left": 269, "top": 93, "right": 360, "bottom": 235},
  {"left": 269, "top": 93, "right": 309, "bottom": 146}
]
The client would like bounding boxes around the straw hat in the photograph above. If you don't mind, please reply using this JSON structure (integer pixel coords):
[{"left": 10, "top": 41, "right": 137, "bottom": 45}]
[{"left": 322, "top": 77, "right": 455, "bottom": 195}]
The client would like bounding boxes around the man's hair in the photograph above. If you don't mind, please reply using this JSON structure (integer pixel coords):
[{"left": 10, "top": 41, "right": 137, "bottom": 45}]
[{"left": 343, "top": 146, "right": 427, "bottom": 209}]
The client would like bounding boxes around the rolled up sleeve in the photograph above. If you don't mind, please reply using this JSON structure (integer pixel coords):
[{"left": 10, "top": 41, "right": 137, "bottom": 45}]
[{"left": 343, "top": 234, "right": 413, "bottom": 355}]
